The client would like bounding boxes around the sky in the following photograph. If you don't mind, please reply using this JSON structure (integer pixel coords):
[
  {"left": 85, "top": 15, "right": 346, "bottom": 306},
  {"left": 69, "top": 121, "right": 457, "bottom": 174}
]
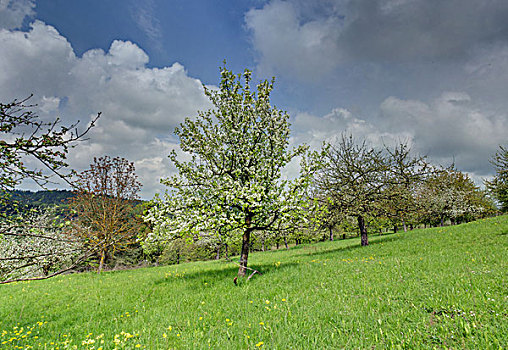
[{"left": 1, "top": 0, "right": 507, "bottom": 198}]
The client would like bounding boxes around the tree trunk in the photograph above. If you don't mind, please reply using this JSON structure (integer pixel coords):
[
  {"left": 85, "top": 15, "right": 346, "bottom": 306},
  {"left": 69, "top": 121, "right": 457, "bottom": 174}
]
[
  {"left": 342, "top": 233, "right": 346, "bottom": 240},
  {"left": 238, "top": 217, "right": 252, "bottom": 277},
  {"left": 215, "top": 245, "right": 220, "bottom": 260},
  {"left": 98, "top": 250, "right": 106, "bottom": 274},
  {"left": 358, "top": 215, "right": 368, "bottom": 246},
  {"left": 276, "top": 241, "right": 279, "bottom": 249},
  {"left": 440, "top": 217, "right": 444, "bottom": 227},
  {"left": 402, "top": 218, "right": 407, "bottom": 232},
  {"left": 225, "top": 243, "right": 229, "bottom": 259},
  {"left": 394, "top": 225, "right": 398, "bottom": 234},
  {"left": 176, "top": 250, "right": 180, "bottom": 265},
  {"left": 329, "top": 227, "right": 334, "bottom": 241},
  {"left": 284, "top": 236, "right": 289, "bottom": 250},
  {"left": 262, "top": 239, "right": 265, "bottom": 251}
]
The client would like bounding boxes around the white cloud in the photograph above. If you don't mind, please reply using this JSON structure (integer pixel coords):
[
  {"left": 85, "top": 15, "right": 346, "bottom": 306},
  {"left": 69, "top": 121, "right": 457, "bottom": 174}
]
[
  {"left": 107, "top": 40, "right": 149, "bottom": 68},
  {"left": 0, "top": 20, "right": 211, "bottom": 198},
  {"left": 0, "top": 0, "right": 35, "bottom": 30},
  {"left": 291, "top": 92, "right": 507, "bottom": 182},
  {"left": 380, "top": 92, "right": 507, "bottom": 176},
  {"left": 291, "top": 107, "right": 402, "bottom": 152}
]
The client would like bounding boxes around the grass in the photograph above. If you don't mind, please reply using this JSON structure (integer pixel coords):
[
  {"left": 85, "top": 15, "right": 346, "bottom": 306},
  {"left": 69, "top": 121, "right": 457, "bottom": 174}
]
[{"left": 1, "top": 216, "right": 507, "bottom": 349}]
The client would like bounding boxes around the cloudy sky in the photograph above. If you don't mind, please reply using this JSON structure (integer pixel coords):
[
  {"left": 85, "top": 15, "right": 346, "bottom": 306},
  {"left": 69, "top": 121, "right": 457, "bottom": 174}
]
[{"left": 1, "top": 0, "right": 507, "bottom": 198}]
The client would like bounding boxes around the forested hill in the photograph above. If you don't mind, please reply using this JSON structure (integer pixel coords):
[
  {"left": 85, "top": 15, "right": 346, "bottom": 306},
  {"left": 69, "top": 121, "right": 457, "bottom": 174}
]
[
  {"left": 7, "top": 190, "right": 75, "bottom": 207},
  {"left": 5, "top": 190, "right": 145, "bottom": 209}
]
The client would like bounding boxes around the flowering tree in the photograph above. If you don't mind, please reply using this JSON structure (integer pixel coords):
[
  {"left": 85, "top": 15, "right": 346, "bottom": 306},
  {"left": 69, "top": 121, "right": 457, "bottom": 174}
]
[
  {"left": 145, "top": 66, "right": 312, "bottom": 277},
  {"left": 0, "top": 207, "right": 84, "bottom": 283},
  {"left": 0, "top": 95, "right": 99, "bottom": 283},
  {"left": 68, "top": 156, "right": 142, "bottom": 273},
  {"left": 485, "top": 145, "right": 508, "bottom": 212},
  {"left": 417, "top": 167, "right": 494, "bottom": 225}
]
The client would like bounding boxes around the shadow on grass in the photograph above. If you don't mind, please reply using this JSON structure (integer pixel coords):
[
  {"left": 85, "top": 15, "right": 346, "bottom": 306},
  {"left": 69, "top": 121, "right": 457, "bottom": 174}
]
[
  {"left": 151, "top": 262, "right": 300, "bottom": 287},
  {"left": 287, "top": 233, "right": 404, "bottom": 260},
  {"left": 151, "top": 234, "right": 405, "bottom": 286}
]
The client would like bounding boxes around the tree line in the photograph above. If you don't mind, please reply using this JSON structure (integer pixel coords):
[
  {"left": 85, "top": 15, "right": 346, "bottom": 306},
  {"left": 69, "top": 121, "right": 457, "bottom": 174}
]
[{"left": 1, "top": 66, "right": 506, "bottom": 283}]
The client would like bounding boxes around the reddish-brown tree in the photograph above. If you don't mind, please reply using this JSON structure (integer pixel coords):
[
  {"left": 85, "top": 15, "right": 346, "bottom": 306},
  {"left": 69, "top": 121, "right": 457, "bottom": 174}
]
[{"left": 68, "top": 156, "right": 141, "bottom": 273}]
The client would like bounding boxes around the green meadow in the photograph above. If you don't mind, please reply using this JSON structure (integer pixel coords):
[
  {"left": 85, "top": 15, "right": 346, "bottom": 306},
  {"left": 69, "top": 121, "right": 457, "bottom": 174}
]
[{"left": 1, "top": 216, "right": 507, "bottom": 349}]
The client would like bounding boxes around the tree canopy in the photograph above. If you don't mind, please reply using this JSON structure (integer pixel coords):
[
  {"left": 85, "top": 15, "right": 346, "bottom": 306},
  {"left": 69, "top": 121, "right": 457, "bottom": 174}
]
[
  {"left": 145, "top": 66, "right": 312, "bottom": 276},
  {"left": 68, "top": 156, "right": 142, "bottom": 273}
]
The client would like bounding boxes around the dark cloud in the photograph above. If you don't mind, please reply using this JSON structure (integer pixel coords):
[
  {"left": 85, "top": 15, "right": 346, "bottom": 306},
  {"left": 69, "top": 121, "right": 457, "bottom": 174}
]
[
  {"left": 341, "top": 0, "right": 508, "bottom": 62},
  {"left": 246, "top": 0, "right": 508, "bottom": 79}
]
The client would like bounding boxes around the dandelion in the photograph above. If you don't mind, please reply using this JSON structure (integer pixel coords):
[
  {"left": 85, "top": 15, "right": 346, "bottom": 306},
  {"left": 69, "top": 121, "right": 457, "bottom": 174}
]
[
  {"left": 281, "top": 298, "right": 286, "bottom": 302},
  {"left": 163, "top": 333, "right": 167, "bottom": 339},
  {"left": 256, "top": 341, "right": 264, "bottom": 347},
  {"left": 199, "top": 316, "right": 203, "bottom": 320},
  {"left": 265, "top": 300, "right": 270, "bottom": 304},
  {"left": 259, "top": 322, "right": 264, "bottom": 326},
  {"left": 135, "top": 344, "right": 141, "bottom": 348}
]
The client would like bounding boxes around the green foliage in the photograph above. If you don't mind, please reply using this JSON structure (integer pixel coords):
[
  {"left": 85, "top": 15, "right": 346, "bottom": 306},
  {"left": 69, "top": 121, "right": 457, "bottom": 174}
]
[
  {"left": 7, "top": 189, "right": 74, "bottom": 208},
  {"left": 0, "top": 216, "right": 506, "bottom": 348}
]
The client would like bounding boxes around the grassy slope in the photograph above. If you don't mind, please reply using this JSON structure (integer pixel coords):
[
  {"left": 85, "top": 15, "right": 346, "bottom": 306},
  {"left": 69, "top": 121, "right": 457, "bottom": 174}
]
[{"left": 1, "top": 216, "right": 507, "bottom": 349}]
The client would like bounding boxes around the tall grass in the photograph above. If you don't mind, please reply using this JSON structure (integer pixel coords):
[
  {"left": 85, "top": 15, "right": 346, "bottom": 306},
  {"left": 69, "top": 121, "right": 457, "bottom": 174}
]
[{"left": 1, "top": 216, "right": 507, "bottom": 349}]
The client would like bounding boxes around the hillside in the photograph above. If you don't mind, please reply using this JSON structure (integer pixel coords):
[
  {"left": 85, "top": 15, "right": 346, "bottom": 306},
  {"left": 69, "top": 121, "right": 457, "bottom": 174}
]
[{"left": 0, "top": 216, "right": 507, "bottom": 349}]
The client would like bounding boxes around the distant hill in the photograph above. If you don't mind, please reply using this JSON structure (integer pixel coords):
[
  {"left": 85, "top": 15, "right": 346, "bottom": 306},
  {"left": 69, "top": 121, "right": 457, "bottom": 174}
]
[
  {"left": 1, "top": 190, "right": 145, "bottom": 217},
  {"left": 7, "top": 189, "right": 75, "bottom": 207}
]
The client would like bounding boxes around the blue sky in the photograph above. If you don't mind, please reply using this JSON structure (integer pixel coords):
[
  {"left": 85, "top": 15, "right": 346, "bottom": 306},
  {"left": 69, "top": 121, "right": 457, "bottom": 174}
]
[
  {"left": 1, "top": 0, "right": 507, "bottom": 197},
  {"left": 34, "top": 0, "right": 259, "bottom": 82}
]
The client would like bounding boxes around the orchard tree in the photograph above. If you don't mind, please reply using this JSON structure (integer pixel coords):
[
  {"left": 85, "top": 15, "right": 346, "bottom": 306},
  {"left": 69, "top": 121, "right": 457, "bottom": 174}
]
[
  {"left": 68, "top": 156, "right": 142, "bottom": 273},
  {"left": 485, "top": 145, "right": 508, "bottom": 212},
  {"left": 417, "top": 167, "right": 493, "bottom": 226},
  {"left": 315, "top": 135, "right": 388, "bottom": 246},
  {"left": 0, "top": 207, "right": 85, "bottom": 283},
  {"left": 311, "top": 196, "right": 343, "bottom": 241},
  {"left": 0, "top": 96, "right": 99, "bottom": 284},
  {"left": 145, "top": 66, "right": 312, "bottom": 277},
  {"left": 384, "top": 142, "right": 430, "bottom": 232}
]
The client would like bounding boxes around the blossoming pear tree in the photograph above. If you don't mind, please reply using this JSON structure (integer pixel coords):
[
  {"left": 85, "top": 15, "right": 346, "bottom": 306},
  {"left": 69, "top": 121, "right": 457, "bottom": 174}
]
[{"left": 145, "top": 66, "right": 313, "bottom": 277}]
